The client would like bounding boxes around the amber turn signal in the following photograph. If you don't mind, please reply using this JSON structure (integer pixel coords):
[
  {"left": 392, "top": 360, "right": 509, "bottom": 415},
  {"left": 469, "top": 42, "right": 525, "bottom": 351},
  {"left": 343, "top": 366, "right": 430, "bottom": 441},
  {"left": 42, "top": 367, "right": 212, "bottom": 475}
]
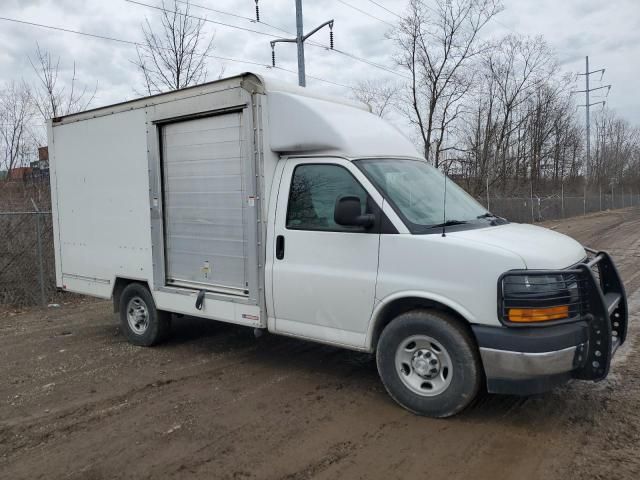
[{"left": 508, "top": 305, "right": 569, "bottom": 323}]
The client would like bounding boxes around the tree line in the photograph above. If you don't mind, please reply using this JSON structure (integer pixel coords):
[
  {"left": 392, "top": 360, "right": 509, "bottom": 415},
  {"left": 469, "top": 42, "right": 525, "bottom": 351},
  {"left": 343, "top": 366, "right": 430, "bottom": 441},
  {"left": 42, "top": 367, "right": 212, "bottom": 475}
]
[{"left": 354, "top": 0, "right": 639, "bottom": 197}]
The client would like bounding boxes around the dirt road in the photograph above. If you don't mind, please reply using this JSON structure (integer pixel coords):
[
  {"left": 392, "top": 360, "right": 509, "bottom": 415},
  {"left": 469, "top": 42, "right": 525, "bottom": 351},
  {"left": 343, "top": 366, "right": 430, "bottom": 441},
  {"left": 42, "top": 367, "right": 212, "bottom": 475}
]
[{"left": 1, "top": 208, "right": 639, "bottom": 480}]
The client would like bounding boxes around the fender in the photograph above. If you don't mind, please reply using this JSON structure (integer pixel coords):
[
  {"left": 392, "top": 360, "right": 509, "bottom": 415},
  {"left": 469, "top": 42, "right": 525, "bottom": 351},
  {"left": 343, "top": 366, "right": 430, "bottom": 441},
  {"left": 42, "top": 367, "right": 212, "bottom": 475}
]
[{"left": 365, "top": 290, "right": 477, "bottom": 351}]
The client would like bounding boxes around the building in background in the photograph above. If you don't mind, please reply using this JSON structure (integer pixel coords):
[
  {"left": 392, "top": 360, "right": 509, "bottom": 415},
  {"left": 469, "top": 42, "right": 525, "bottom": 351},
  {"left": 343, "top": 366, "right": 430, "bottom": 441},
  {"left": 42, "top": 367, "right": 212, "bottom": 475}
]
[
  {"left": 29, "top": 146, "right": 50, "bottom": 181},
  {"left": 7, "top": 166, "right": 32, "bottom": 181}
]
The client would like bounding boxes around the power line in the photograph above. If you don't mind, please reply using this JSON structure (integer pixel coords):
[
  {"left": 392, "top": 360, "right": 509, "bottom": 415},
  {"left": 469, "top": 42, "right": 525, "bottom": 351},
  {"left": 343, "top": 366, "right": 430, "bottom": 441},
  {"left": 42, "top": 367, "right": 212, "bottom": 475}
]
[
  {"left": 0, "top": 15, "right": 350, "bottom": 89},
  {"left": 176, "top": 0, "right": 291, "bottom": 37},
  {"left": 335, "top": 0, "right": 396, "bottom": 27},
  {"left": 329, "top": 46, "right": 409, "bottom": 79},
  {"left": 183, "top": 0, "right": 403, "bottom": 78},
  {"left": 125, "top": 0, "right": 281, "bottom": 38},
  {"left": 128, "top": 0, "right": 406, "bottom": 80},
  {"left": 365, "top": 0, "right": 404, "bottom": 19},
  {"left": 0, "top": 16, "right": 140, "bottom": 47}
]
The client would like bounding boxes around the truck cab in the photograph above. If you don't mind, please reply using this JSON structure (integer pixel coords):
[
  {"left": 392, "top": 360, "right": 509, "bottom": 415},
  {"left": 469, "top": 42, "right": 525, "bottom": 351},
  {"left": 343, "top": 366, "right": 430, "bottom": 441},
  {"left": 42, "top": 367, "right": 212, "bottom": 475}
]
[{"left": 48, "top": 73, "right": 628, "bottom": 417}]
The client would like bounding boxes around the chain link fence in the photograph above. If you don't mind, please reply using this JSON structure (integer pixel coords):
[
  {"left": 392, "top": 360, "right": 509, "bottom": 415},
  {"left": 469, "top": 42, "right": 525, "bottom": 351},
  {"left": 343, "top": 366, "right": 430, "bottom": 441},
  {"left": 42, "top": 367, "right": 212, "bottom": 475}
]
[
  {"left": 0, "top": 210, "right": 56, "bottom": 306},
  {"left": 481, "top": 192, "right": 640, "bottom": 223}
]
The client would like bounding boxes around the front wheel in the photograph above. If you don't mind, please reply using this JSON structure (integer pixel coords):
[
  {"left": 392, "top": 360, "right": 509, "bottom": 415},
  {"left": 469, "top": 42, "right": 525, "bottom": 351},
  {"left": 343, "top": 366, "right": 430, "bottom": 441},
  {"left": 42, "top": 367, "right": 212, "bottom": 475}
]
[
  {"left": 119, "top": 283, "right": 170, "bottom": 347},
  {"left": 376, "top": 310, "right": 481, "bottom": 418}
]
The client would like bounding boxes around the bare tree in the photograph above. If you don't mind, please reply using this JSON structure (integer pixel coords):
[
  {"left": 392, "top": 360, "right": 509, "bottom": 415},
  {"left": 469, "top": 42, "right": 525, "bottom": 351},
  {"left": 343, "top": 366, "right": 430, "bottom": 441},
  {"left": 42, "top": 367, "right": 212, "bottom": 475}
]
[
  {"left": 485, "top": 36, "right": 553, "bottom": 187},
  {"left": 0, "top": 82, "right": 36, "bottom": 178},
  {"left": 592, "top": 110, "right": 639, "bottom": 189},
  {"left": 394, "top": 0, "right": 502, "bottom": 168},
  {"left": 133, "top": 0, "right": 215, "bottom": 95},
  {"left": 29, "top": 43, "right": 96, "bottom": 122},
  {"left": 352, "top": 80, "right": 398, "bottom": 118},
  {"left": 388, "top": 2, "right": 638, "bottom": 197}
]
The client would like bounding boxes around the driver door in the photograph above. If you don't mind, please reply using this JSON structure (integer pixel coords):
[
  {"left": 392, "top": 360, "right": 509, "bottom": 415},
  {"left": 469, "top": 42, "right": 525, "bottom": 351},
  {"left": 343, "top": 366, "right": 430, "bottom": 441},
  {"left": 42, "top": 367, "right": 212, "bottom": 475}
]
[{"left": 270, "top": 158, "right": 382, "bottom": 348}]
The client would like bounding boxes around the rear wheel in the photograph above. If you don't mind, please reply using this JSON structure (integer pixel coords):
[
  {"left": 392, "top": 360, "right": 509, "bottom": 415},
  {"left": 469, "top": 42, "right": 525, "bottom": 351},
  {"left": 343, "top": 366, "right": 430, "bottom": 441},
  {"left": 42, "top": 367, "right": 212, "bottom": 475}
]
[
  {"left": 119, "top": 283, "right": 170, "bottom": 346},
  {"left": 376, "top": 309, "right": 481, "bottom": 418}
]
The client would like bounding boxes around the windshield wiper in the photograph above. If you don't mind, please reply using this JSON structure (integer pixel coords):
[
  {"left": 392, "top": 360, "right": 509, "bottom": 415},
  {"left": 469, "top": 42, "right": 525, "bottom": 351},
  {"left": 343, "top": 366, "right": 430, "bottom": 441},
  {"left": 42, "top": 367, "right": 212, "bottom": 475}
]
[
  {"left": 477, "top": 212, "right": 506, "bottom": 226},
  {"left": 431, "top": 220, "right": 468, "bottom": 228}
]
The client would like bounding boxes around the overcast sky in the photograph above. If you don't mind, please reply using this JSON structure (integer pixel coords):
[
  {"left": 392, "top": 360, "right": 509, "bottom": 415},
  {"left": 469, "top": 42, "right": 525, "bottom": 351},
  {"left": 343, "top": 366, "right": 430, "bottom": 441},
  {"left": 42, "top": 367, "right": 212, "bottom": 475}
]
[{"left": 1, "top": 0, "right": 639, "bottom": 127}]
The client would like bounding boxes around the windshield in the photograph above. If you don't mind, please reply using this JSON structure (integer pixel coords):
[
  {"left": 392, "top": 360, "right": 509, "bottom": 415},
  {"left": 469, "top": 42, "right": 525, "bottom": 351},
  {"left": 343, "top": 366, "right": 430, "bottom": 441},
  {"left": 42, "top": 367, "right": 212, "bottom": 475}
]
[{"left": 355, "top": 158, "right": 490, "bottom": 233}]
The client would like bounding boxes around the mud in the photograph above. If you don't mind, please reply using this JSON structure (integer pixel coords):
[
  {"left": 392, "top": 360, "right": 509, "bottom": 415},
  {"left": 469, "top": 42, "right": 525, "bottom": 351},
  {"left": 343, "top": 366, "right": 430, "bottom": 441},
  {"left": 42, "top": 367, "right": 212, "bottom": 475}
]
[{"left": 1, "top": 208, "right": 639, "bottom": 479}]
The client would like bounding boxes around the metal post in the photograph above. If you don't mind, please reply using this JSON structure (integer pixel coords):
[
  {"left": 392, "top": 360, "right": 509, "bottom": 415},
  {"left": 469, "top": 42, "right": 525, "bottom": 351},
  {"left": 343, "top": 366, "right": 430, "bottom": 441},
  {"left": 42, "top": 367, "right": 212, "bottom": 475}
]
[
  {"left": 31, "top": 199, "right": 46, "bottom": 307},
  {"left": 486, "top": 175, "right": 490, "bottom": 210},
  {"left": 561, "top": 182, "right": 565, "bottom": 218},
  {"left": 583, "top": 56, "right": 589, "bottom": 217},
  {"left": 530, "top": 182, "right": 534, "bottom": 223},
  {"left": 295, "top": 0, "right": 306, "bottom": 87},
  {"left": 585, "top": 56, "right": 590, "bottom": 178},
  {"left": 269, "top": 1, "right": 333, "bottom": 88},
  {"left": 599, "top": 184, "right": 602, "bottom": 211}
]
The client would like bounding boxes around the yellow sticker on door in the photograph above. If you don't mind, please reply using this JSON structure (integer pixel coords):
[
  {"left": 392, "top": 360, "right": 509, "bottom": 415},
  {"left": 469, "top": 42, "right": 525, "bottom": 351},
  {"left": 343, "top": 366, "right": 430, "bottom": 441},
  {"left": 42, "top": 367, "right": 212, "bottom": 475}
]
[{"left": 201, "top": 260, "right": 211, "bottom": 279}]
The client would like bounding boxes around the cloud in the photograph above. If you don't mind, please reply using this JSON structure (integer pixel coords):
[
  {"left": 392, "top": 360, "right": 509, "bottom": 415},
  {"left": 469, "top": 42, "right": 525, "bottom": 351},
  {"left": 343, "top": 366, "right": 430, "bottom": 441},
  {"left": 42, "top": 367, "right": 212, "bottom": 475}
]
[{"left": 0, "top": 0, "right": 637, "bottom": 125}]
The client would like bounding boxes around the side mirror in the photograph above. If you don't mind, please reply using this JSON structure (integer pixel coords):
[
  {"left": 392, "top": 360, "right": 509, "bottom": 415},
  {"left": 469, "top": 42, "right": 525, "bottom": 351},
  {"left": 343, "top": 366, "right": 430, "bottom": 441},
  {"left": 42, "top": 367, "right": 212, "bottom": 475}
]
[{"left": 334, "top": 195, "right": 375, "bottom": 228}]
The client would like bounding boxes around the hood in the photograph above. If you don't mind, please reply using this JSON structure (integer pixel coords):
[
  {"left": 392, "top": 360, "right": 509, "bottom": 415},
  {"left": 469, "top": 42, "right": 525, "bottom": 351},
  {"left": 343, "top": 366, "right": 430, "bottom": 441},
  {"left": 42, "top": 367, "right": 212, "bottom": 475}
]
[{"left": 449, "top": 223, "right": 586, "bottom": 269}]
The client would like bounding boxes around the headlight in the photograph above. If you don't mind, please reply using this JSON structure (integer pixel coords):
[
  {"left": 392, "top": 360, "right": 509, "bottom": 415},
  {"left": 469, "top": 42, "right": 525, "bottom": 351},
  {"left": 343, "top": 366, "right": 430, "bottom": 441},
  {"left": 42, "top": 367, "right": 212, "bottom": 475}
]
[{"left": 500, "top": 272, "right": 584, "bottom": 324}]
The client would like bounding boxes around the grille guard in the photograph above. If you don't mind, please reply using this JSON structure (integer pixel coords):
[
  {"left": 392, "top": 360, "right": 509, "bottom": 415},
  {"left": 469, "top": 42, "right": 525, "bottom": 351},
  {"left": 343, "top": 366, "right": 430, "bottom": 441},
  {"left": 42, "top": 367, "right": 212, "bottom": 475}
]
[
  {"left": 574, "top": 249, "right": 628, "bottom": 380},
  {"left": 497, "top": 249, "right": 628, "bottom": 381}
]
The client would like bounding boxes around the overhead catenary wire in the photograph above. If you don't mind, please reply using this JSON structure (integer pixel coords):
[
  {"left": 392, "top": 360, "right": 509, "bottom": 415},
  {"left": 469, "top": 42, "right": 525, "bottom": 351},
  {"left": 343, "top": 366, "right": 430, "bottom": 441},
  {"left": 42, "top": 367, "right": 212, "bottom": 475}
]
[
  {"left": 126, "top": 0, "right": 406, "bottom": 79},
  {"left": 174, "top": 0, "right": 292, "bottom": 37},
  {"left": 335, "top": 0, "right": 396, "bottom": 27},
  {"left": 0, "top": 16, "right": 351, "bottom": 89},
  {"left": 328, "top": 46, "right": 409, "bottom": 79},
  {"left": 125, "top": 0, "right": 282, "bottom": 38},
  {"left": 365, "top": 0, "right": 404, "bottom": 19}
]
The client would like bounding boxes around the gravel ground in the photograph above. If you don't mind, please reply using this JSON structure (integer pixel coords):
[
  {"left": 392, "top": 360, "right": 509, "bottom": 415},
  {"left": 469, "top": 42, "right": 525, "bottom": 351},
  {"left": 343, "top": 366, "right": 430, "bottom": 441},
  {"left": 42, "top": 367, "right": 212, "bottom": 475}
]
[{"left": 1, "top": 208, "right": 639, "bottom": 480}]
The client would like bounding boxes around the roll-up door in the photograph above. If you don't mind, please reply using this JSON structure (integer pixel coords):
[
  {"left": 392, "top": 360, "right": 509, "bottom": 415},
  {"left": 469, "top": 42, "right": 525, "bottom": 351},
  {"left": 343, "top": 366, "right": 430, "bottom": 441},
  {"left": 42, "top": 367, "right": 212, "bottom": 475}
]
[{"left": 161, "top": 112, "right": 247, "bottom": 293}]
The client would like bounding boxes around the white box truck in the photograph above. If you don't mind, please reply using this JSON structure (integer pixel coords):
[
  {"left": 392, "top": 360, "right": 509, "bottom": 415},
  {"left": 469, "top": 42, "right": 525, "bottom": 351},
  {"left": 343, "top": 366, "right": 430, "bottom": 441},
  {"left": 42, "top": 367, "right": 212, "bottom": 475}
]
[{"left": 48, "top": 73, "right": 628, "bottom": 417}]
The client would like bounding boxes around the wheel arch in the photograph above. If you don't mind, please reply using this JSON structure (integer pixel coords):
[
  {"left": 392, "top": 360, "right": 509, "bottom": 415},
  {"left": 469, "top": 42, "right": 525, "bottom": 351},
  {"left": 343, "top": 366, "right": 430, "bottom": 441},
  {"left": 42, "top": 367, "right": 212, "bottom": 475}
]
[
  {"left": 366, "top": 292, "right": 477, "bottom": 352},
  {"left": 111, "top": 277, "right": 152, "bottom": 313}
]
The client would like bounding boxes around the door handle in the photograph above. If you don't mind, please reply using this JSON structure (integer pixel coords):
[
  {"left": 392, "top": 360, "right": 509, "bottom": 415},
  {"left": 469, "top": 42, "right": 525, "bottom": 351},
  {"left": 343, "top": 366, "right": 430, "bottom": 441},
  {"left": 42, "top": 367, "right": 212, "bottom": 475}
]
[{"left": 276, "top": 235, "right": 285, "bottom": 260}]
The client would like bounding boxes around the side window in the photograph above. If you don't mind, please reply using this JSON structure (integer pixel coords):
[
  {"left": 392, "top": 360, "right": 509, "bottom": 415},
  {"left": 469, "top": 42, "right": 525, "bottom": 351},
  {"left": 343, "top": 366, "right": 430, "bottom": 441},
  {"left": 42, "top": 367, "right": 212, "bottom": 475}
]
[{"left": 286, "top": 164, "right": 370, "bottom": 231}]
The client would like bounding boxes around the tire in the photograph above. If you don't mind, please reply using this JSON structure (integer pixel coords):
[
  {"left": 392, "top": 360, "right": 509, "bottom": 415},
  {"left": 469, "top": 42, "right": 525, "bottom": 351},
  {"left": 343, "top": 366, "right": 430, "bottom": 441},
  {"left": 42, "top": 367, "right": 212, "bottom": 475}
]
[
  {"left": 376, "top": 309, "right": 481, "bottom": 418},
  {"left": 119, "top": 283, "right": 170, "bottom": 347}
]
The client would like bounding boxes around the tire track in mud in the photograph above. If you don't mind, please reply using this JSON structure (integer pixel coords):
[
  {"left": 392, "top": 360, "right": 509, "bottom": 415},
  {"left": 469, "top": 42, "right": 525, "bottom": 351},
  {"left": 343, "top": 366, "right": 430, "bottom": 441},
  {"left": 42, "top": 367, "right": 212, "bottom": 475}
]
[
  {"left": 146, "top": 357, "right": 385, "bottom": 479},
  {"left": 543, "top": 208, "right": 640, "bottom": 479},
  {"left": 0, "top": 339, "right": 299, "bottom": 449}
]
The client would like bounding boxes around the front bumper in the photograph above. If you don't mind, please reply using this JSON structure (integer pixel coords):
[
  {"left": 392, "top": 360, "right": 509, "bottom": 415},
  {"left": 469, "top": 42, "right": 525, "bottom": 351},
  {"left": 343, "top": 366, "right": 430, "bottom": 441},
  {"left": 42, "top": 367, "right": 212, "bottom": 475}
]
[{"left": 474, "top": 250, "right": 628, "bottom": 396}]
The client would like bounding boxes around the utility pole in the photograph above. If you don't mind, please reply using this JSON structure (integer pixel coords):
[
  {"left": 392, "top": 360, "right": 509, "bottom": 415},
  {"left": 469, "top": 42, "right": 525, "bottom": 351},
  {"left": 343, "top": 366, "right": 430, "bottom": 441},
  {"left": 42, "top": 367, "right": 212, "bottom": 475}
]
[
  {"left": 574, "top": 56, "right": 611, "bottom": 204},
  {"left": 270, "top": 0, "right": 334, "bottom": 87}
]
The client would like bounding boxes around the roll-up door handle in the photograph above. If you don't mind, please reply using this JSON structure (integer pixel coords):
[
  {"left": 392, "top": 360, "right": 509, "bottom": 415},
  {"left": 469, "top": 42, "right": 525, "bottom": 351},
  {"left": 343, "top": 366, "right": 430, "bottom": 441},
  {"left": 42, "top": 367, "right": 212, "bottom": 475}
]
[
  {"left": 276, "top": 235, "right": 285, "bottom": 260},
  {"left": 195, "top": 290, "right": 206, "bottom": 310}
]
